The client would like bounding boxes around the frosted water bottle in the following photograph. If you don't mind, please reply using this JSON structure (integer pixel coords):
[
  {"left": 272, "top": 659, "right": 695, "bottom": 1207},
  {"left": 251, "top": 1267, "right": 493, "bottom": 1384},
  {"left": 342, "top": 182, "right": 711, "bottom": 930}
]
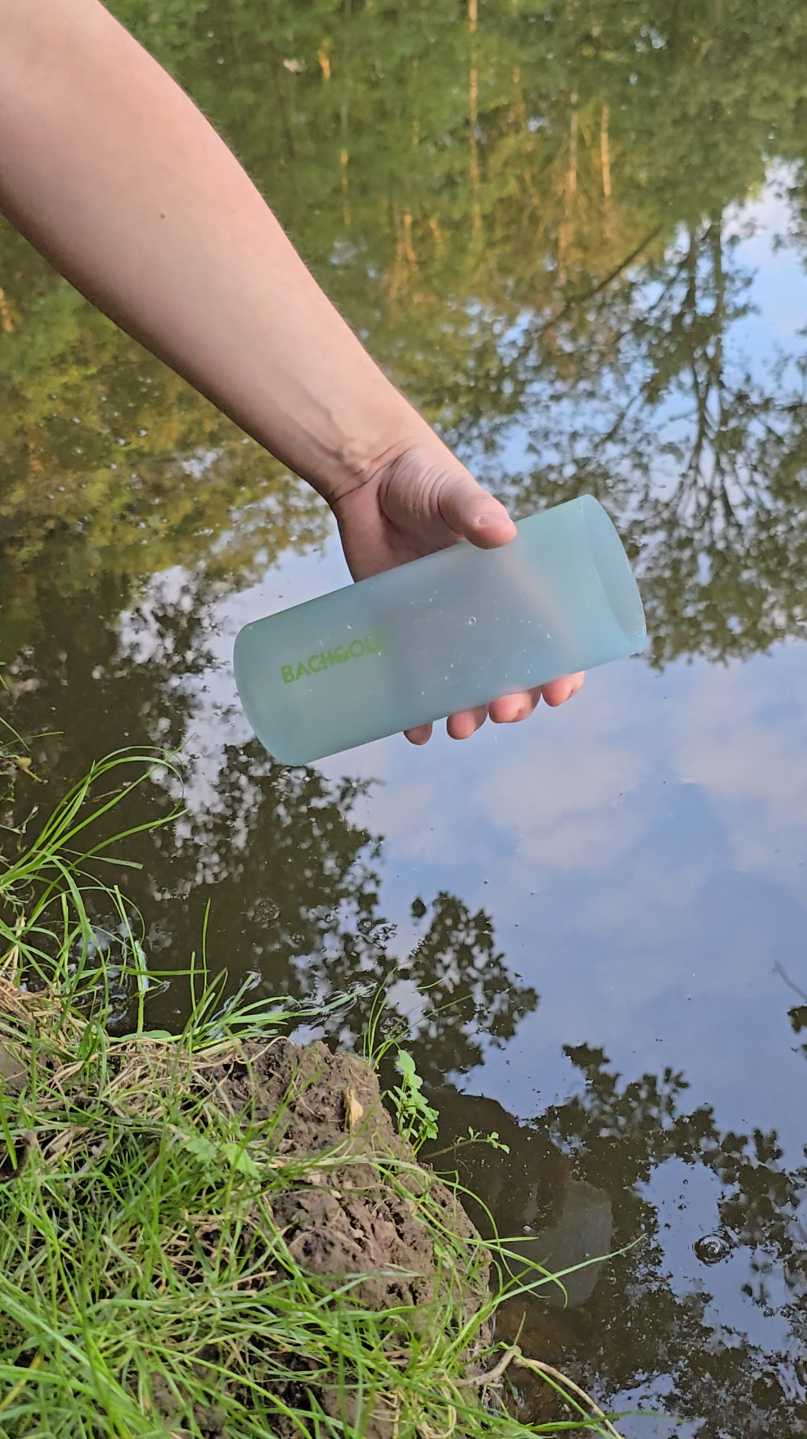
[{"left": 234, "top": 494, "right": 646, "bottom": 766}]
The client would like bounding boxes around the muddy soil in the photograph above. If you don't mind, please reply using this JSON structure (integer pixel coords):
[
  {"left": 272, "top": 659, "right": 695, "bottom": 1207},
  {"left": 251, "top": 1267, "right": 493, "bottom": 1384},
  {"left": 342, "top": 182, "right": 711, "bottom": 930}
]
[{"left": 203, "top": 1037, "right": 485, "bottom": 1311}]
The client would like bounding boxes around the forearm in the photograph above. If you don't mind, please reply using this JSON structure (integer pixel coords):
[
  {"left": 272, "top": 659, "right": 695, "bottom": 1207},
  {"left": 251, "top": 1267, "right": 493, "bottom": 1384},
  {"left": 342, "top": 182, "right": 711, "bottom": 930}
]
[{"left": 0, "top": 0, "right": 429, "bottom": 501}]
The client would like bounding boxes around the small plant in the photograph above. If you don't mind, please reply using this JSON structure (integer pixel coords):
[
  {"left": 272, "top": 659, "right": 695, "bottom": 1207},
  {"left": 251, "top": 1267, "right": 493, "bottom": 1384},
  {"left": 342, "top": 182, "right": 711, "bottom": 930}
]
[
  {"left": 360, "top": 979, "right": 409, "bottom": 1068},
  {"left": 390, "top": 1047, "right": 440, "bottom": 1150},
  {"left": 466, "top": 1124, "right": 510, "bottom": 1154}
]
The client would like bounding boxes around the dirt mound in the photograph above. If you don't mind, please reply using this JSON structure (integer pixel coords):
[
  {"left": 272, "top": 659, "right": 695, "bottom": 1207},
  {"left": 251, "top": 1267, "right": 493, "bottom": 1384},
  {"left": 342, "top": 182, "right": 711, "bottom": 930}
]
[{"left": 201, "top": 1037, "right": 487, "bottom": 1316}]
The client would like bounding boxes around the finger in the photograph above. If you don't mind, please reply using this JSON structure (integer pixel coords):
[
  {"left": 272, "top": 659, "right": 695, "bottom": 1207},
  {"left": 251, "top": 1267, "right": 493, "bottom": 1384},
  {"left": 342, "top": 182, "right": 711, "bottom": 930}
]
[
  {"left": 489, "top": 688, "right": 543, "bottom": 724},
  {"left": 446, "top": 705, "right": 489, "bottom": 740},
  {"left": 541, "top": 673, "right": 585, "bottom": 707},
  {"left": 436, "top": 471, "right": 517, "bottom": 550},
  {"left": 405, "top": 721, "right": 433, "bottom": 745}
]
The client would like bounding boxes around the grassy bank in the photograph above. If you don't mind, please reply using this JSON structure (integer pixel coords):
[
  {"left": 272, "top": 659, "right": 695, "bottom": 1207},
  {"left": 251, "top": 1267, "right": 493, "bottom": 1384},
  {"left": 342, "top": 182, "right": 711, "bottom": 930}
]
[{"left": 0, "top": 749, "right": 624, "bottom": 1438}]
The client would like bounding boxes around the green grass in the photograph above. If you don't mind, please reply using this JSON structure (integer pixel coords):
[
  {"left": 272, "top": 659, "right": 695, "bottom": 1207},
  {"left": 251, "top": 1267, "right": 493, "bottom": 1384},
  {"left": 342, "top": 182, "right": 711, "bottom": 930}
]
[{"left": 0, "top": 747, "right": 626, "bottom": 1438}]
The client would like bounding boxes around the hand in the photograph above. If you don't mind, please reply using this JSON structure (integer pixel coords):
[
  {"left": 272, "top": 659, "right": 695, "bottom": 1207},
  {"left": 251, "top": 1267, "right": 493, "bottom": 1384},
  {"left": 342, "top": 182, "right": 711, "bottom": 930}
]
[{"left": 330, "top": 440, "right": 585, "bottom": 745}]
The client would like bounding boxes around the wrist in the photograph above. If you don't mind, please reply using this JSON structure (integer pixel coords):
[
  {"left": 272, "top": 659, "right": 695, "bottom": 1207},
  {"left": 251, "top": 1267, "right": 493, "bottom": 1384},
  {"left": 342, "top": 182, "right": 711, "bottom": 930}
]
[{"left": 310, "top": 393, "right": 436, "bottom": 511}]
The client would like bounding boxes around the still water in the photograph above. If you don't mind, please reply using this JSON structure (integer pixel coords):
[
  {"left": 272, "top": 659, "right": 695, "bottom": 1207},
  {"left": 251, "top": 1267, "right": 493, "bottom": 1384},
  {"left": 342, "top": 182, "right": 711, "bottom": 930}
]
[{"left": 2, "top": 2, "right": 807, "bottom": 1432}]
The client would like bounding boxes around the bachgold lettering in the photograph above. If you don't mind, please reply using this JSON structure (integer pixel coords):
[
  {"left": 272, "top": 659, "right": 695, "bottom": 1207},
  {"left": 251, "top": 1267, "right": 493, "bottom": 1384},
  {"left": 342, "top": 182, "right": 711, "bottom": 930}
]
[{"left": 280, "top": 632, "right": 385, "bottom": 685}]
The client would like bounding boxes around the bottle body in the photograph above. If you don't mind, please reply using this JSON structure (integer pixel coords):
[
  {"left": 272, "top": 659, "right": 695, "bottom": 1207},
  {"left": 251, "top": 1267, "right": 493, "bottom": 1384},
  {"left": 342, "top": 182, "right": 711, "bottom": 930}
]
[{"left": 234, "top": 494, "right": 646, "bottom": 765}]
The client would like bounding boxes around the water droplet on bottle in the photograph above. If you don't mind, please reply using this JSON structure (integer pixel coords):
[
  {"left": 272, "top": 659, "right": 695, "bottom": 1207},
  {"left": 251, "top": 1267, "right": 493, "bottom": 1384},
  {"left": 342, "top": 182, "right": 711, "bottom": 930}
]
[
  {"left": 694, "top": 1231, "right": 732, "bottom": 1265},
  {"left": 468, "top": 616, "right": 477, "bottom": 625}
]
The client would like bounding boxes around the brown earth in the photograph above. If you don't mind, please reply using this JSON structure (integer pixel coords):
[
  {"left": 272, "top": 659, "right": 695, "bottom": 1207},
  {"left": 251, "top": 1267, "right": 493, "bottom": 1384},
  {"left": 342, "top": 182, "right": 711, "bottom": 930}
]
[{"left": 200, "top": 1037, "right": 486, "bottom": 1314}]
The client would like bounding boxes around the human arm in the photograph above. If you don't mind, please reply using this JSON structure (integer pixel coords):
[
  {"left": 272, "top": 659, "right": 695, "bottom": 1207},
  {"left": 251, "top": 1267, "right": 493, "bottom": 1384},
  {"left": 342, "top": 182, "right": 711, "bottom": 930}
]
[{"left": 0, "top": 0, "right": 582, "bottom": 741}]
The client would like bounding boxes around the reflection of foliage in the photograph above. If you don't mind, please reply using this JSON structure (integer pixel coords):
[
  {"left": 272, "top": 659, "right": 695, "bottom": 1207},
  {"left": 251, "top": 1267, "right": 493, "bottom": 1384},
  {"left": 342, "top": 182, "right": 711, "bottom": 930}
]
[
  {"left": 403, "top": 891, "right": 537, "bottom": 1084},
  {"left": 4, "top": 1, "right": 807, "bottom": 664},
  {"left": 549, "top": 1043, "right": 807, "bottom": 1436},
  {"left": 313, "top": 890, "right": 539, "bottom": 1087},
  {"left": 127, "top": 763, "right": 539, "bottom": 1085},
  {"left": 790, "top": 1004, "right": 807, "bottom": 1065},
  {"left": 2, "top": 1, "right": 807, "bottom": 671},
  {"left": 499, "top": 212, "right": 807, "bottom": 667},
  {"left": 148, "top": 741, "right": 385, "bottom": 995},
  {"left": 3, "top": 579, "right": 538, "bottom": 1078},
  {"left": 0, "top": 236, "right": 329, "bottom": 643},
  {"left": 2, "top": 571, "right": 218, "bottom": 778},
  {"left": 551, "top": 1043, "right": 807, "bottom": 1299},
  {"left": 436, "top": 1037, "right": 807, "bottom": 1436}
]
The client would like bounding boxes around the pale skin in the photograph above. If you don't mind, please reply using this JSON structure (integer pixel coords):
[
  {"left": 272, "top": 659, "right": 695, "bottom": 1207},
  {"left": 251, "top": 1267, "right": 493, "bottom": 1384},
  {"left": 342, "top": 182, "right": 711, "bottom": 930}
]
[{"left": 0, "top": 0, "right": 583, "bottom": 744}]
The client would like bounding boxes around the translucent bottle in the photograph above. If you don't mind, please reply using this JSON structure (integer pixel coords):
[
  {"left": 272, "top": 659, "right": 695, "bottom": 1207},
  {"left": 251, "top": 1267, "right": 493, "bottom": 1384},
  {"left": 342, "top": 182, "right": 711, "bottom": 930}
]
[{"left": 234, "top": 494, "right": 646, "bottom": 765}]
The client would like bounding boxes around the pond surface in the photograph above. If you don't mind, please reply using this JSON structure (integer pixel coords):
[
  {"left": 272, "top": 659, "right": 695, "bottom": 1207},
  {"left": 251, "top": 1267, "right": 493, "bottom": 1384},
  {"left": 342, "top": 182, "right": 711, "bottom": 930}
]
[{"left": 2, "top": 1, "right": 807, "bottom": 1432}]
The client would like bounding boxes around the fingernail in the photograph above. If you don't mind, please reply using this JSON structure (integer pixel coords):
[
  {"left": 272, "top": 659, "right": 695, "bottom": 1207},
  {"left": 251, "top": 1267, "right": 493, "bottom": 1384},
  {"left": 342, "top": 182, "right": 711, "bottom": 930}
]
[{"left": 473, "top": 513, "right": 507, "bottom": 534}]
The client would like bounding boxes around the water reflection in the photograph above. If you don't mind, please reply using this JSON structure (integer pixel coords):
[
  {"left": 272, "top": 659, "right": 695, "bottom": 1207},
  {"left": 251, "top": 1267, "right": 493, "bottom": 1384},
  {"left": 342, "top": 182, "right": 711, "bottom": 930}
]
[
  {"left": 4, "top": 599, "right": 537, "bottom": 1069},
  {"left": 506, "top": 196, "right": 807, "bottom": 670},
  {"left": 434, "top": 1029, "right": 807, "bottom": 1434},
  {"left": 3, "top": 0, "right": 807, "bottom": 1432}
]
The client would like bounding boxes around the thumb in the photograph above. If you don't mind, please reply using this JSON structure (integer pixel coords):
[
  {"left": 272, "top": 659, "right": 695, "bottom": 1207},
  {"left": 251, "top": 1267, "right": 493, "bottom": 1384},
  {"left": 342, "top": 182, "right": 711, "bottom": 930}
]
[{"left": 437, "top": 469, "right": 517, "bottom": 549}]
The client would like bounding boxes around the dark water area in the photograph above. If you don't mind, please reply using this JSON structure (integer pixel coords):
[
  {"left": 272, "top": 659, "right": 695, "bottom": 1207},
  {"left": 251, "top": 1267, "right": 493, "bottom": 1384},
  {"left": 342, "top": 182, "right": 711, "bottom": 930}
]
[{"left": 2, "top": 1, "right": 807, "bottom": 1432}]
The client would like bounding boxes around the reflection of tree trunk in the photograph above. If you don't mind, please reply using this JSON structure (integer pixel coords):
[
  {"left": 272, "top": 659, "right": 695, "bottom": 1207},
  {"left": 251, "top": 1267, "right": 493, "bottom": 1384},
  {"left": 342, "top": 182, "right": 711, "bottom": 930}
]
[
  {"left": 511, "top": 65, "right": 526, "bottom": 129},
  {"left": 600, "top": 105, "right": 611, "bottom": 198},
  {"left": 558, "top": 100, "right": 577, "bottom": 284},
  {"left": 390, "top": 51, "right": 422, "bottom": 296},
  {"left": 709, "top": 215, "right": 734, "bottom": 525},
  {"left": 0, "top": 285, "right": 13, "bottom": 334},
  {"left": 469, "top": 0, "right": 481, "bottom": 232},
  {"left": 340, "top": 136, "right": 350, "bottom": 227},
  {"left": 711, "top": 217, "right": 725, "bottom": 367},
  {"left": 429, "top": 216, "right": 444, "bottom": 251},
  {"left": 511, "top": 65, "right": 538, "bottom": 208},
  {"left": 390, "top": 210, "right": 418, "bottom": 298},
  {"left": 402, "top": 212, "right": 416, "bottom": 265},
  {"left": 600, "top": 103, "right": 612, "bottom": 237},
  {"left": 678, "top": 215, "right": 740, "bottom": 531},
  {"left": 686, "top": 227, "right": 708, "bottom": 484}
]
